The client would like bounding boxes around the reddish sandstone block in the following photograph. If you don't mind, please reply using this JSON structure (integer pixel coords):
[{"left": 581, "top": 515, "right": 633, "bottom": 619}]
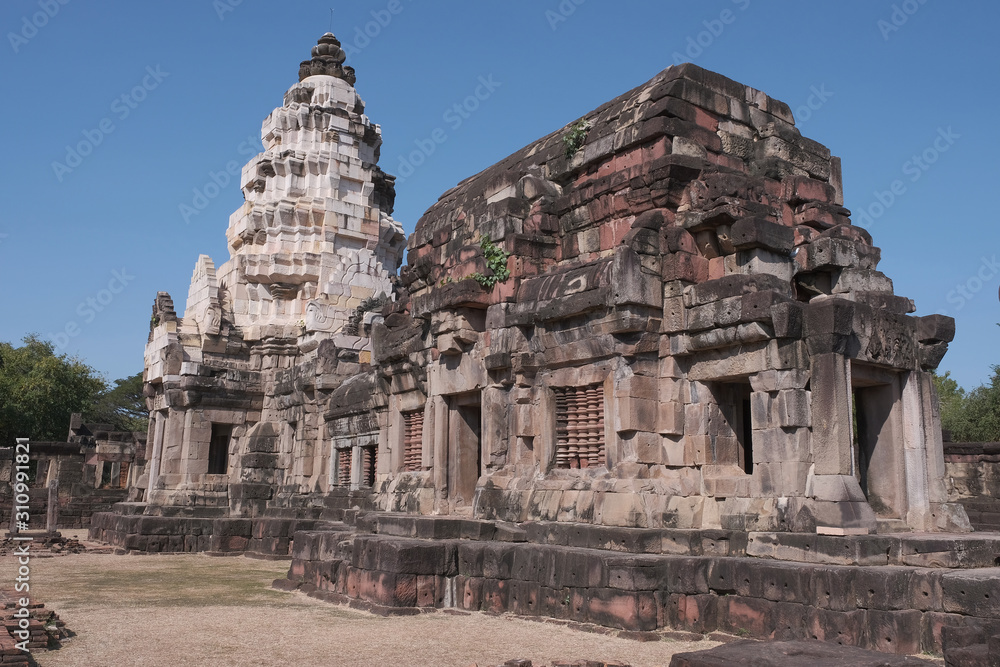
[
  {"left": 644, "top": 136, "right": 672, "bottom": 162},
  {"left": 662, "top": 593, "right": 719, "bottom": 634},
  {"left": 718, "top": 595, "right": 774, "bottom": 638},
  {"left": 455, "top": 576, "right": 484, "bottom": 611},
  {"left": 539, "top": 587, "right": 574, "bottom": 620},
  {"left": 481, "top": 579, "right": 510, "bottom": 614},
  {"left": 708, "top": 257, "right": 725, "bottom": 280},
  {"left": 586, "top": 588, "right": 657, "bottom": 631},
  {"left": 600, "top": 218, "right": 632, "bottom": 250},
  {"left": 706, "top": 152, "right": 746, "bottom": 172},
  {"left": 920, "top": 611, "right": 967, "bottom": 654},
  {"left": 346, "top": 567, "right": 361, "bottom": 598},
  {"left": 864, "top": 609, "right": 923, "bottom": 656},
  {"left": 416, "top": 575, "right": 437, "bottom": 607},
  {"left": 613, "top": 146, "right": 646, "bottom": 173},
  {"left": 662, "top": 253, "right": 709, "bottom": 283},
  {"left": 510, "top": 580, "right": 541, "bottom": 616}
]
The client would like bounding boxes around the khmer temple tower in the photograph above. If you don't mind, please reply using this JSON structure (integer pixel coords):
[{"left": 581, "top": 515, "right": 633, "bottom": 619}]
[{"left": 140, "top": 33, "right": 405, "bottom": 514}]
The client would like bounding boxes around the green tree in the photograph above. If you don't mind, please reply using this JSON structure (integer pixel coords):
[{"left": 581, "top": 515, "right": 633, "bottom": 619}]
[
  {"left": 959, "top": 366, "right": 1000, "bottom": 442},
  {"left": 933, "top": 371, "right": 969, "bottom": 439},
  {"left": 0, "top": 335, "right": 106, "bottom": 445},
  {"left": 934, "top": 367, "right": 1000, "bottom": 442},
  {"left": 87, "top": 372, "right": 148, "bottom": 432}
]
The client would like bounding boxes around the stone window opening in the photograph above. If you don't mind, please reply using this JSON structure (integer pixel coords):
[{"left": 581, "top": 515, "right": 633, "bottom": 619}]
[
  {"left": 554, "top": 383, "right": 606, "bottom": 469},
  {"left": 336, "top": 448, "right": 352, "bottom": 486},
  {"left": 361, "top": 445, "right": 377, "bottom": 487},
  {"left": 100, "top": 463, "right": 114, "bottom": 488},
  {"left": 208, "top": 424, "right": 231, "bottom": 475},
  {"left": 402, "top": 409, "right": 424, "bottom": 472}
]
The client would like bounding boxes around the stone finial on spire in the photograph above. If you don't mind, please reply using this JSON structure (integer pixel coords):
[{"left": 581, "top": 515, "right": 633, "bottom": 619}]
[{"left": 298, "top": 32, "right": 354, "bottom": 84}]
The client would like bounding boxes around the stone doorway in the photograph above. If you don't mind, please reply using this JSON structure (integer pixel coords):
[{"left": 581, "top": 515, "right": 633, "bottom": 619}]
[
  {"left": 851, "top": 365, "right": 906, "bottom": 520},
  {"left": 447, "top": 393, "right": 481, "bottom": 512},
  {"left": 713, "top": 382, "right": 754, "bottom": 474}
]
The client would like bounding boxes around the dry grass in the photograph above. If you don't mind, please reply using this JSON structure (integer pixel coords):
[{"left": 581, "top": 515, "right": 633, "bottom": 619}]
[{"left": 17, "top": 537, "right": 717, "bottom": 667}]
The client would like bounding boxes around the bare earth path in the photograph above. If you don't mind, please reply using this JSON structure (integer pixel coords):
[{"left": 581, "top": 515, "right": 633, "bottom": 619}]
[{"left": 18, "top": 539, "right": 717, "bottom": 667}]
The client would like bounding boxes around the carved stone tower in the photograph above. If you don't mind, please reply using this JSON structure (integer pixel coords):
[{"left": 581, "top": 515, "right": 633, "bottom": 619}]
[{"left": 139, "top": 34, "right": 405, "bottom": 513}]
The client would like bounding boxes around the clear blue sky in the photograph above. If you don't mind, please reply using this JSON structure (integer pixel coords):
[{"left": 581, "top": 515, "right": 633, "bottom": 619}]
[{"left": 1, "top": 0, "right": 997, "bottom": 391}]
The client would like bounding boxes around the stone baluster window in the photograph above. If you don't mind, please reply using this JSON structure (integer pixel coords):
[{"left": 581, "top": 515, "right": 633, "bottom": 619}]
[
  {"left": 361, "top": 445, "right": 377, "bottom": 487},
  {"left": 403, "top": 410, "right": 424, "bottom": 472},
  {"left": 554, "top": 384, "right": 605, "bottom": 468},
  {"left": 336, "top": 448, "right": 352, "bottom": 486}
]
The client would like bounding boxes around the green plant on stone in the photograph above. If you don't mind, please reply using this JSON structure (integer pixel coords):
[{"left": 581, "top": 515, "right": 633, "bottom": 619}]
[
  {"left": 470, "top": 235, "right": 511, "bottom": 290},
  {"left": 563, "top": 119, "right": 591, "bottom": 158}
]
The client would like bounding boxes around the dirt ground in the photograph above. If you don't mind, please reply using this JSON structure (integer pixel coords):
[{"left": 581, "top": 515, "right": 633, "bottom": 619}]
[{"left": 15, "top": 531, "right": 717, "bottom": 667}]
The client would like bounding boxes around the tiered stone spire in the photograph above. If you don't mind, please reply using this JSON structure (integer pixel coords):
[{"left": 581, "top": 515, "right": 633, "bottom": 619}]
[{"left": 201, "top": 32, "right": 405, "bottom": 343}]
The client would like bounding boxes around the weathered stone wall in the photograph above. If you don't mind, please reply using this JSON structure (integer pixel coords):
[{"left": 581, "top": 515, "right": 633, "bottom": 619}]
[
  {"left": 367, "top": 63, "right": 964, "bottom": 535},
  {"left": 944, "top": 442, "right": 1000, "bottom": 531},
  {"left": 123, "top": 43, "right": 966, "bottom": 539}
]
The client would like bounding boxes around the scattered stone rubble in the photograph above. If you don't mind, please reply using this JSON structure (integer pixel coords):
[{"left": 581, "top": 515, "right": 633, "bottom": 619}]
[
  {"left": 485, "top": 661, "right": 630, "bottom": 667},
  {"left": 89, "top": 31, "right": 999, "bottom": 661},
  {"left": 0, "top": 589, "right": 71, "bottom": 659},
  {"left": 0, "top": 534, "right": 88, "bottom": 557}
]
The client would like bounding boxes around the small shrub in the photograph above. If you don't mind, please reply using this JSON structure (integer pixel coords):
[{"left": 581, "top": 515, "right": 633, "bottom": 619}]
[
  {"left": 563, "top": 119, "right": 591, "bottom": 158},
  {"left": 470, "top": 235, "right": 511, "bottom": 290}
]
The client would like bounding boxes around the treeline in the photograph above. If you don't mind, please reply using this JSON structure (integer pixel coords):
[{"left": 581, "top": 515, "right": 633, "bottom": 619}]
[
  {"left": 934, "top": 368, "right": 1000, "bottom": 443},
  {"left": 0, "top": 335, "right": 147, "bottom": 446}
]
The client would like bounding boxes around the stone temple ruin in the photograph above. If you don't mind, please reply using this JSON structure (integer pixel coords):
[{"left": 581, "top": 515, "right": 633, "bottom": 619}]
[{"left": 91, "top": 33, "right": 1000, "bottom": 660}]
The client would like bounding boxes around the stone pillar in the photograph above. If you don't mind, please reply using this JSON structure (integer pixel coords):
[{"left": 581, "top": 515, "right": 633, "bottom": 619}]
[
  {"left": 433, "top": 396, "right": 449, "bottom": 512},
  {"left": 147, "top": 412, "right": 165, "bottom": 492},
  {"left": 805, "top": 353, "right": 876, "bottom": 535},
  {"left": 46, "top": 479, "right": 58, "bottom": 533},
  {"left": 903, "top": 371, "right": 971, "bottom": 531},
  {"left": 810, "top": 353, "right": 853, "bottom": 476}
]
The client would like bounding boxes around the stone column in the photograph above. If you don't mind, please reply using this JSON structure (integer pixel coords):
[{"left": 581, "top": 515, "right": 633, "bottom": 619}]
[
  {"left": 147, "top": 412, "right": 165, "bottom": 492},
  {"left": 810, "top": 353, "right": 854, "bottom": 476},
  {"left": 433, "top": 396, "right": 449, "bottom": 512},
  {"left": 805, "top": 353, "right": 876, "bottom": 535},
  {"left": 46, "top": 479, "right": 59, "bottom": 533}
]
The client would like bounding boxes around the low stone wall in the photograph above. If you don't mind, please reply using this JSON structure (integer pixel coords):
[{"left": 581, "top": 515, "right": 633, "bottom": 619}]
[
  {"left": 89, "top": 508, "right": 344, "bottom": 558},
  {"left": 275, "top": 515, "right": 1000, "bottom": 657},
  {"left": 0, "top": 487, "right": 127, "bottom": 529},
  {"left": 944, "top": 442, "right": 1000, "bottom": 531}
]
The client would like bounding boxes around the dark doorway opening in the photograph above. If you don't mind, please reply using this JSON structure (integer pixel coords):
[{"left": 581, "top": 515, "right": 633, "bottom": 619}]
[
  {"left": 739, "top": 393, "right": 754, "bottom": 474},
  {"left": 208, "top": 424, "right": 231, "bottom": 475}
]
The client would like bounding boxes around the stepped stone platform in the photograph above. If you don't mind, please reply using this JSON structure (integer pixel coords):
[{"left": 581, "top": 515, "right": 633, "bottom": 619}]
[{"left": 164, "top": 511, "right": 1000, "bottom": 659}]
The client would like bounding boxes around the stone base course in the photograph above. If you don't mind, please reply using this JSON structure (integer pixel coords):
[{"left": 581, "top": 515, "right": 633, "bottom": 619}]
[
  {"left": 92, "top": 510, "right": 989, "bottom": 658},
  {"left": 90, "top": 509, "right": 1000, "bottom": 659},
  {"left": 668, "top": 639, "right": 935, "bottom": 666}
]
